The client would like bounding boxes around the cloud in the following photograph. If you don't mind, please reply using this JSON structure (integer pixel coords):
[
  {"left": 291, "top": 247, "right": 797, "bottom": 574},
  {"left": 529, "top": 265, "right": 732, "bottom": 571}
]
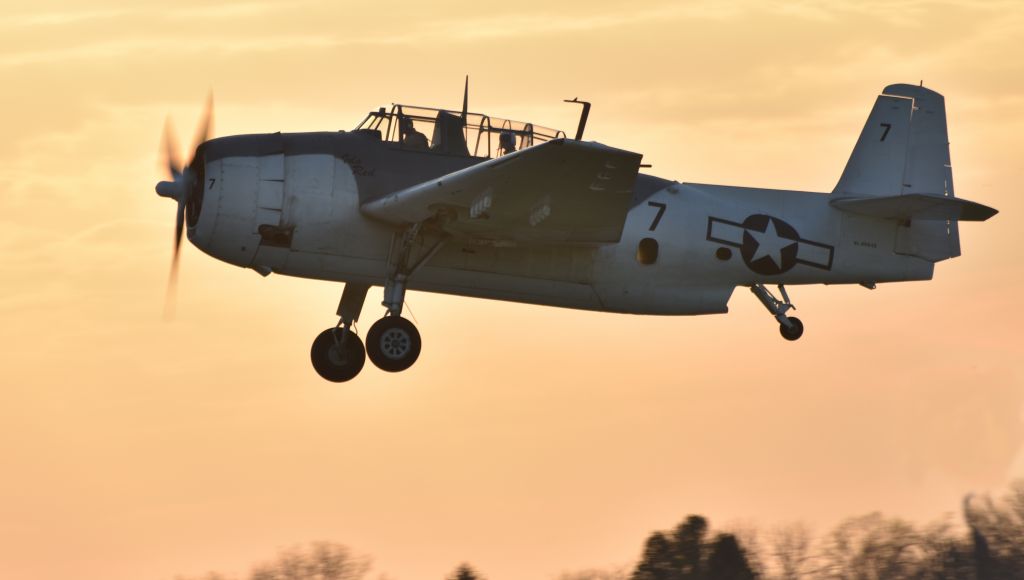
[
  {"left": 0, "top": 3, "right": 695, "bottom": 70},
  {"left": 413, "top": 3, "right": 740, "bottom": 42},
  {"left": 0, "top": 34, "right": 340, "bottom": 68},
  {"left": 165, "top": 1, "right": 303, "bottom": 21},
  {"left": 0, "top": 2, "right": 303, "bottom": 29},
  {"left": 760, "top": 0, "right": 1021, "bottom": 25},
  {"left": 0, "top": 8, "right": 126, "bottom": 28}
]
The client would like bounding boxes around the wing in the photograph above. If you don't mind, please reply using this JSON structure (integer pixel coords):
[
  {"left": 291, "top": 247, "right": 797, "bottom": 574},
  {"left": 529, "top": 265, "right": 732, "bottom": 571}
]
[{"left": 361, "top": 139, "right": 643, "bottom": 243}]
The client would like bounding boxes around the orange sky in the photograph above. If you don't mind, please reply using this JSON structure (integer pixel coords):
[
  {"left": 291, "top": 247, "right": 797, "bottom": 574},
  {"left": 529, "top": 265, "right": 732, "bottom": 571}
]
[{"left": 1, "top": 1, "right": 1022, "bottom": 579}]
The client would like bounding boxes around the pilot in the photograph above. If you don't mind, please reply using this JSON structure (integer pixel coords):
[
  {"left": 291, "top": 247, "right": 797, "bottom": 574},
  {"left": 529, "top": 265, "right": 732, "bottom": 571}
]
[
  {"left": 498, "top": 130, "right": 516, "bottom": 156},
  {"left": 399, "top": 116, "right": 429, "bottom": 151}
]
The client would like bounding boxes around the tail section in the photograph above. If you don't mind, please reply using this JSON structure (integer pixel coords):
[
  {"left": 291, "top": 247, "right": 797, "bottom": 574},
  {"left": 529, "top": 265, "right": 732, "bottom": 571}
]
[
  {"left": 833, "top": 84, "right": 993, "bottom": 262},
  {"left": 833, "top": 91, "right": 913, "bottom": 197}
]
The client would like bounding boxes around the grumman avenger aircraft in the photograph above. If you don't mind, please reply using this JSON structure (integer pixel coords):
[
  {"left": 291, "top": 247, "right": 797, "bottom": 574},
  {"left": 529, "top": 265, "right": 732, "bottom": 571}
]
[{"left": 156, "top": 81, "right": 996, "bottom": 382}]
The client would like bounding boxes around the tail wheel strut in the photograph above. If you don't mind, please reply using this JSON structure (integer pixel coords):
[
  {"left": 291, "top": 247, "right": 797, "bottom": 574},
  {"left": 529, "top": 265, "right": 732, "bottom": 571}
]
[{"left": 750, "top": 284, "right": 804, "bottom": 341}]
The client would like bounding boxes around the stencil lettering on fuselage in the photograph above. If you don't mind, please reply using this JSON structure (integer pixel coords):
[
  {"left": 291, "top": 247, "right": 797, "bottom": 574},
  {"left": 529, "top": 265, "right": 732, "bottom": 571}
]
[{"left": 706, "top": 214, "right": 834, "bottom": 275}]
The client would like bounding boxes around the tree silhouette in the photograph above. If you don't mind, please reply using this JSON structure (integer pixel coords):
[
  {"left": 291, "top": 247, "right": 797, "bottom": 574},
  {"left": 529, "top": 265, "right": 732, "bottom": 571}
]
[
  {"left": 964, "top": 488, "right": 1024, "bottom": 580},
  {"left": 673, "top": 516, "right": 709, "bottom": 579},
  {"left": 447, "top": 563, "right": 485, "bottom": 580},
  {"left": 171, "top": 482, "right": 1024, "bottom": 580},
  {"left": 770, "top": 523, "right": 812, "bottom": 580},
  {"left": 705, "top": 534, "right": 755, "bottom": 580},
  {"left": 817, "top": 513, "right": 922, "bottom": 579},
  {"left": 556, "top": 566, "right": 630, "bottom": 580},
  {"left": 249, "top": 541, "right": 370, "bottom": 580},
  {"left": 633, "top": 532, "right": 678, "bottom": 580},
  {"left": 632, "top": 515, "right": 726, "bottom": 580}
]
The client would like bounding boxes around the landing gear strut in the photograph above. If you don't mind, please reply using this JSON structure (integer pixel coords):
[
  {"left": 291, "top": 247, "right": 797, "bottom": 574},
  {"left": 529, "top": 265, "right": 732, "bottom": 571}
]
[
  {"left": 310, "top": 283, "right": 370, "bottom": 382},
  {"left": 750, "top": 284, "right": 804, "bottom": 341},
  {"left": 309, "top": 225, "right": 443, "bottom": 382},
  {"left": 364, "top": 225, "right": 441, "bottom": 373}
]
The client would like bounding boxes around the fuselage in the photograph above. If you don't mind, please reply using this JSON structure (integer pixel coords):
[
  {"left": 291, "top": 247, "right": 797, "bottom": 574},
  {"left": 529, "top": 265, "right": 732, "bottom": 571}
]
[{"left": 186, "top": 131, "right": 933, "bottom": 316}]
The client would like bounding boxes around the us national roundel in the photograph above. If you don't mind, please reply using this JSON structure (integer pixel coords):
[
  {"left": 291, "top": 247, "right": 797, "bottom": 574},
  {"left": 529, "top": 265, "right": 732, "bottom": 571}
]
[
  {"left": 739, "top": 214, "right": 800, "bottom": 275},
  {"left": 705, "top": 213, "right": 835, "bottom": 275}
]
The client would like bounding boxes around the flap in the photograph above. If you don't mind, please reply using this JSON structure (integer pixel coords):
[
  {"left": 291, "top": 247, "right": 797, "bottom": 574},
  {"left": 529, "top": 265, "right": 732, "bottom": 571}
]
[
  {"left": 830, "top": 193, "right": 997, "bottom": 222},
  {"left": 361, "top": 139, "right": 643, "bottom": 243}
]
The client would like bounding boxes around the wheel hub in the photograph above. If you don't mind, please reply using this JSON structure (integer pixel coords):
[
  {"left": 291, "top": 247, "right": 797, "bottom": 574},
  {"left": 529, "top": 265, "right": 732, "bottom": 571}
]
[
  {"left": 327, "top": 343, "right": 346, "bottom": 365},
  {"left": 311, "top": 327, "right": 366, "bottom": 382},
  {"left": 380, "top": 329, "right": 411, "bottom": 359}
]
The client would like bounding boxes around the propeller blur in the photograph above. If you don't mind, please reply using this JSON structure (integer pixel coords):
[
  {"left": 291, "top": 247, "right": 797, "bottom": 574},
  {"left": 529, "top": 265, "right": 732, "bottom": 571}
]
[{"left": 155, "top": 94, "right": 213, "bottom": 316}]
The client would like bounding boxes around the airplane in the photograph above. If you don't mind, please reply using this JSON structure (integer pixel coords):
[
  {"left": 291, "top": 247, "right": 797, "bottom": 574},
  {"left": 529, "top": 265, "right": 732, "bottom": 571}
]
[{"left": 155, "top": 81, "right": 997, "bottom": 382}]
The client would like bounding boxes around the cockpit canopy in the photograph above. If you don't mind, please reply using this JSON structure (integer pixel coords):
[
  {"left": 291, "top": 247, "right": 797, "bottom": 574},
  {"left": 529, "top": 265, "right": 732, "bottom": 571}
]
[{"left": 354, "top": 104, "right": 566, "bottom": 158}]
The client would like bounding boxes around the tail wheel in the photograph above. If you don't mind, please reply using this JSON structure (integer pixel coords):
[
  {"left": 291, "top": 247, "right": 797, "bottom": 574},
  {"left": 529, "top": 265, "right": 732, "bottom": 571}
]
[
  {"left": 366, "top": 316, "right": 421, "bottom": 372},
  {"left": 779, "top": 317, "right": 804, "bottom": 341},
  {"left": 311, "top": 328, "right": 366, "bottom": 382}
]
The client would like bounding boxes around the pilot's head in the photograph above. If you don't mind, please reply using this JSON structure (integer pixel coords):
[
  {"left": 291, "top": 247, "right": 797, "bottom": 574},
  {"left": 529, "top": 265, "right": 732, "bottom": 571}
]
[
  {"left": 499, "top": 130, "right": 516, "bottom": 154},
  {"left": 399, "top": 116, "right": 414, "bottom": 133}
]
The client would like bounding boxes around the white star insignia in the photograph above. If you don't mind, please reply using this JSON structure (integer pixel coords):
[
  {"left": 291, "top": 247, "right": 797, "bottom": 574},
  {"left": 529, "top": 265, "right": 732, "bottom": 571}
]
[{"left": 749, "top": 219, "right": 797, "bottom": 269}]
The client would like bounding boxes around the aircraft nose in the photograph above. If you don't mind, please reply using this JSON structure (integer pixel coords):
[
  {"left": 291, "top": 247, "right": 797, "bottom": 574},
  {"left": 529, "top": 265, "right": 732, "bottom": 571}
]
[{"left": 156, "top": 179, "right": 185, "bottom": 201}]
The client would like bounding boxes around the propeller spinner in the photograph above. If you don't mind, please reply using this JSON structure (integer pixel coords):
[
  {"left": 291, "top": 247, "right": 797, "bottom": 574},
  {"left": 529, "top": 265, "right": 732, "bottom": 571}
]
[{"left": 155, "top": 94, "right": 213, "bottom": 315}]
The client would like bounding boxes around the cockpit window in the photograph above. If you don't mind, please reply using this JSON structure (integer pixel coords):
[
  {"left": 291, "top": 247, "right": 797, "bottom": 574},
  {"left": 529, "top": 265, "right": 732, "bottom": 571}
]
[{"left": 355, "top": 104, "right": 566, "bottom": 158}]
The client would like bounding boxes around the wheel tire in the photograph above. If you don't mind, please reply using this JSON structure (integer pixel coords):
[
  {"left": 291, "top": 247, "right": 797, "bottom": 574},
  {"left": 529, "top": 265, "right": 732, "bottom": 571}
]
[
  {"left": 779, "top": 317, "right": 804, "bottom": 341},
  {"left": 366, "top": 316, "right": 421, "bottom": 372},
  {"left": 310, "top": 328, "right": 366, "bottom": 382}
]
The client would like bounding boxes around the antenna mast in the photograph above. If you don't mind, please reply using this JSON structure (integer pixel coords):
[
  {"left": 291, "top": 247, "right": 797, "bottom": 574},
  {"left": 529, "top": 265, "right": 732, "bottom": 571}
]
[{"left": 563, "top": 98, "right": 591, "bottom": 141}]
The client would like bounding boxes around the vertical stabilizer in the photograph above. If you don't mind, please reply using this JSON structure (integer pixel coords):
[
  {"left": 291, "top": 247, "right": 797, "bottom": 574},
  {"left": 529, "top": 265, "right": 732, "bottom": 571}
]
[
  {"left": 834, "top": 84, "right": 961, "bottom": 262},
  {"left": 833, "top": 94, "right": 913, "bottom": 197}
]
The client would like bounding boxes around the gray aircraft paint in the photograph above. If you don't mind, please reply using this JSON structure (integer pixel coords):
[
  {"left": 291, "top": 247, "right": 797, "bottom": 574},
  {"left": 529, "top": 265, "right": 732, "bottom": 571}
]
[{"left": 182, "top": 84, "right": 991, "bottom": 318}]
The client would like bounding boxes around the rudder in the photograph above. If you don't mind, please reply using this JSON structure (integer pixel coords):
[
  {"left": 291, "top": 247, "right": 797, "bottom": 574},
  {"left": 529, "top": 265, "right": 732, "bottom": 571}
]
[{"left": 885, "top": 83, "right": 960, "bottom": 261}]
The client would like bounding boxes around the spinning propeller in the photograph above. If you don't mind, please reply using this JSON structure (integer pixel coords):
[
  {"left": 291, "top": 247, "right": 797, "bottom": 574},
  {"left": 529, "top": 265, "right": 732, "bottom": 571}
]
[{"left": 155, "top": 94, "right": 213, "bottom": 316}]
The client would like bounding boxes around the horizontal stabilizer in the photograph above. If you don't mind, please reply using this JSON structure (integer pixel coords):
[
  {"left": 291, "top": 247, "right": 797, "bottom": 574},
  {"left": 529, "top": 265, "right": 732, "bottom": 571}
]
[{"left": 830, "top": 193, "right": 997, "bottom": 222}]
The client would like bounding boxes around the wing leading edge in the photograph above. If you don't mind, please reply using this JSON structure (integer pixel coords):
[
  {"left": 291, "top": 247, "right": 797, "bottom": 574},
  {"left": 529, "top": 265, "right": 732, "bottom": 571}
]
[{"left": 361, "top": 139, "right": 644, "bottom": 243}]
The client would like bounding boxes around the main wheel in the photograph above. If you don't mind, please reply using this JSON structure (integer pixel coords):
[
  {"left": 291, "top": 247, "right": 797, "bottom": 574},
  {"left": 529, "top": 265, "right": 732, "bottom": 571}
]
[
  {"left": 366, "top": 316, "right": 421, "bottom": 372},
  {"left": 310, "top": 328, "right": 366, "bottom": 382},
  {"left": 779, "top": 317, "right": 804, "bottom": 341}
]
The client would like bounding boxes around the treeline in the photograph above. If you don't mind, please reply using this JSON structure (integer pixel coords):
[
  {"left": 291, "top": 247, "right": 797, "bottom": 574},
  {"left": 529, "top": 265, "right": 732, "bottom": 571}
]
[{"left": 177, "top": 481, "right": 1024, "bottom": 580}]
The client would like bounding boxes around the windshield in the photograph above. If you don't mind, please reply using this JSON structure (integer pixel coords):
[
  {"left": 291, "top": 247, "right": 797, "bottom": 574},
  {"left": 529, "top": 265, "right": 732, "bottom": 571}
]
[{"left": 355, "top": 104, "right": 566, "bottom": 158}]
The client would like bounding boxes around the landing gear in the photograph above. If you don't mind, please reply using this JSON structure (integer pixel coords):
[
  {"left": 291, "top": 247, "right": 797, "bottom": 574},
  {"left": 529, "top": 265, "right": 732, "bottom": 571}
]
[
  {"left": 366, "top": 316, "right": 421, "bottom": 372},
  {"left": 310, "top": 327, "right": 365, "bottom": 382},
  {"left": 360, "top": 224, "right": 443, "bottom": 373},
  {"left": 778, "top": 316, "right": 804, "bottom": 341},
  {"left": 310, "top": 282, "right": 370, "bottom": 382},
  {"left": 751, "top": 284, "right": 804, "bottom": 341},
  {"left": 309, "top": 226, "right": 442, "bottom": 382}
]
